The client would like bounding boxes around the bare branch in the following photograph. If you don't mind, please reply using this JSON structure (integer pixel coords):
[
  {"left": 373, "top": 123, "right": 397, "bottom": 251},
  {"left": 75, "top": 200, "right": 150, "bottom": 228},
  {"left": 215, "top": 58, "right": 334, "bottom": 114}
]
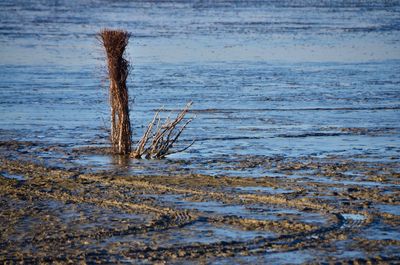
[{"left": 132, "top": 101, "right": 195, "bottom": 159}]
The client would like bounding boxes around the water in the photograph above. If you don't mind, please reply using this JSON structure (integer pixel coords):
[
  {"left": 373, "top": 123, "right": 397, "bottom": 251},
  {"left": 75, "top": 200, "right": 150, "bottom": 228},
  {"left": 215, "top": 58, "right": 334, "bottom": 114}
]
[
  {"left": 0, "top": 0, "right": 399, "bottom": 176},
  {"left": 0, "top": 171, "right": 25, "bottom": 181}
]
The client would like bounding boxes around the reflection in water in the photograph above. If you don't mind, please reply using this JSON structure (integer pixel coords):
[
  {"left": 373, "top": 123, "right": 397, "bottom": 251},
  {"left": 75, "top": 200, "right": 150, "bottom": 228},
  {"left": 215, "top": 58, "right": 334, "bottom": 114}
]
[{"left": 111, "top": 155, "right": 132, "bottom": 169}]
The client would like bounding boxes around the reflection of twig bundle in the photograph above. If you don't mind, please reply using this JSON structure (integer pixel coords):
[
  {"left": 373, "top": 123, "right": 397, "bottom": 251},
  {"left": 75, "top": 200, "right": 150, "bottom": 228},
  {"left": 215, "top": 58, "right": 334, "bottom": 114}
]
[
  {"left": 98, "top": 29, "right": 132, "bottom": 155},
  {"left": 132, "top": 101, "right": 195, "bottom": 159}
]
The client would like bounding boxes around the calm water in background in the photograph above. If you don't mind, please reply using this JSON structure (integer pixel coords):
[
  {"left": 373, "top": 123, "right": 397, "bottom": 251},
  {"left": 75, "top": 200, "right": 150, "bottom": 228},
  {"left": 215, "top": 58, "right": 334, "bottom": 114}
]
[{"left": 0, "top": 0, "right": 399, "bottom": 176}]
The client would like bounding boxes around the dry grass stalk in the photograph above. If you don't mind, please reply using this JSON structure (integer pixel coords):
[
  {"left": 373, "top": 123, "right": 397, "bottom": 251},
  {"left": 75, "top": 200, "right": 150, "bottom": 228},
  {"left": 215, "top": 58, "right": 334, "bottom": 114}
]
[
  {"left": 98, "top": 29, "right": 132, "bottom": 155},
  {"left": 131, "top": 101, "right": 195, "bottom": 159}
]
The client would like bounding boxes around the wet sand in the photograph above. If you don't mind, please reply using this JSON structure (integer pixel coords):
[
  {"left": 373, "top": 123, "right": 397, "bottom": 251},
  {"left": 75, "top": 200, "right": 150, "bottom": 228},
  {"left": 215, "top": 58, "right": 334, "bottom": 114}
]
[{"left": 1, "top": 141, "right": 399, "bottom": 263}]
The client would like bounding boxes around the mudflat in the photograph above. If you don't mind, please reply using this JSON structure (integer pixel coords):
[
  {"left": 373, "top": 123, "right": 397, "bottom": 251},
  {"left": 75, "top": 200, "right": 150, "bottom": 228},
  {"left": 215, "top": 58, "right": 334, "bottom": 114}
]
[{"left": 1, "top": 141, "right": 399, "bottom": 263}]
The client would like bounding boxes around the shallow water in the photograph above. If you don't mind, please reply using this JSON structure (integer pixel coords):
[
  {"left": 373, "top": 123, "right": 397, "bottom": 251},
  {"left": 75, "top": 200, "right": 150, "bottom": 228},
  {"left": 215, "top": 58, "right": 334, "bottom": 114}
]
[
  {"left": 0, "top": 0, "right": 399, "bottom": 177},
  {"left": 0, "top": 171, "right": 25, "bottom": 180}
]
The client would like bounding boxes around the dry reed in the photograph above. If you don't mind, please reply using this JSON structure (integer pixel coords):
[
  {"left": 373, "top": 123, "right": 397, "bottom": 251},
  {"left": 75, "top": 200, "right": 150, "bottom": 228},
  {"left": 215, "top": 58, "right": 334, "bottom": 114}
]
[
  {"left": 98, "top": 29, "right": 132, "bottom": 155},
  {"left": 131, "top": 101, "right": 195, "bottom": 159}
]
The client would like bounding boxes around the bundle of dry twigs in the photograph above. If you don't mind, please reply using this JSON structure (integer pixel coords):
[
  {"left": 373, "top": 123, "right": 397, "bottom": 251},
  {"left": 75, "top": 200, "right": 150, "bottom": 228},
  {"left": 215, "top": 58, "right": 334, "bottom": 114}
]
[
  {"left": 98, "top": 29, "right": 132, "bottom": 155},
  {"left": 131, "top": 101, "right": 195, "bottom": 159}
]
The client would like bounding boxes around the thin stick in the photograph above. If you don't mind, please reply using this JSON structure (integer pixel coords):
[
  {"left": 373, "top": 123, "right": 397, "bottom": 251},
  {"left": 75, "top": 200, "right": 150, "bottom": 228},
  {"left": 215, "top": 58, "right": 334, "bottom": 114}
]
[{"left": 131, "top": 110, "right": 160, "bottom": 159}]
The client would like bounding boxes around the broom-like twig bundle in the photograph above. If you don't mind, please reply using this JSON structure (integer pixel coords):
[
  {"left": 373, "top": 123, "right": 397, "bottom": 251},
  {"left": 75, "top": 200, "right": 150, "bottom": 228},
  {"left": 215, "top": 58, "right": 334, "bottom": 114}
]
[
  {"left": 98, "top": 29, "right": 132, "bottom": 155},
  {"left": 131, "top": 101, "right": 195, "bottom": 159}
]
